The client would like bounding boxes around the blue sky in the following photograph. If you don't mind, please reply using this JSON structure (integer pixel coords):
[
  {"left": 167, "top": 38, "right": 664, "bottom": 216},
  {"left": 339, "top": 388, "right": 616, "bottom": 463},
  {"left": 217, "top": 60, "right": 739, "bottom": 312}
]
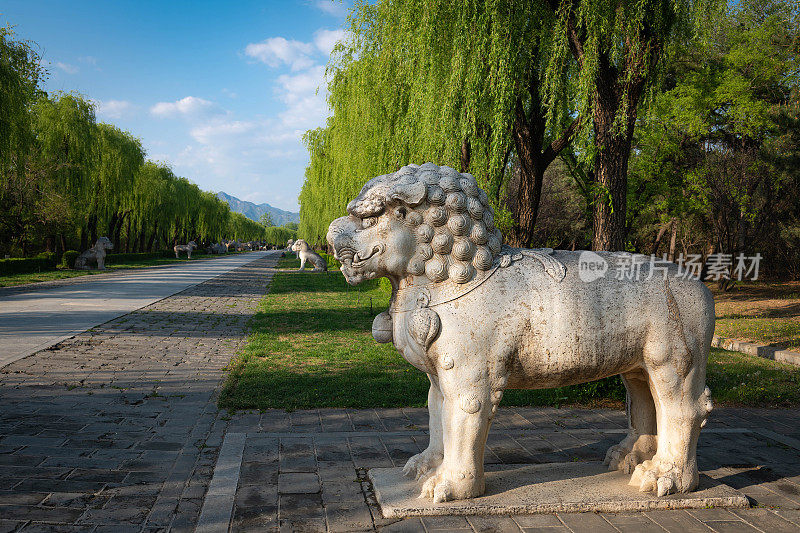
[{"left": 1, "top": 0, "right": 352, "bottom": 212}]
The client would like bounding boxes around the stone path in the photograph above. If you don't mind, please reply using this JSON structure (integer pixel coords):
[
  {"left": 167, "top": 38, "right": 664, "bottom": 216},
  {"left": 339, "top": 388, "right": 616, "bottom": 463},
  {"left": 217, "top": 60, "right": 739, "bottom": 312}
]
[
  {"left": 0, "top": 252, "right": 278, "bottom": 532},
  {"left": 223, "top": 407, "right": 800, "bottom": 532},
  {"left": 0, "top": 251, "right": 269, "bottom": 368}
]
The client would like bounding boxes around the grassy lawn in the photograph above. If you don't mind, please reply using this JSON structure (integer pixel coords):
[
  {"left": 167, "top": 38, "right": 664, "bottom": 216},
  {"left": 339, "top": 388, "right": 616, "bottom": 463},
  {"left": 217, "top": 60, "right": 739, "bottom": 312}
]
[
  {"left": 711, "top": 281, "right": 800, "bottom": 352},
  {"left": 0, "top": 252, "right": 248, "bottom": 288},
  {"left": 220, "top": 268, "right": 800, "bottom": 411},
  {"left": 0, "top": 269, "right": 96, "bottom": 287}
]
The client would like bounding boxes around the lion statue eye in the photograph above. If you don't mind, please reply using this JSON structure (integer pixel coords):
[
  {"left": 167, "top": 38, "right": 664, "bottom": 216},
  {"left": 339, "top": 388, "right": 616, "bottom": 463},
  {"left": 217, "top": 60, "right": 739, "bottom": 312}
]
[{"left": 361, "top": 217, "right": 378, "bottom": 229}]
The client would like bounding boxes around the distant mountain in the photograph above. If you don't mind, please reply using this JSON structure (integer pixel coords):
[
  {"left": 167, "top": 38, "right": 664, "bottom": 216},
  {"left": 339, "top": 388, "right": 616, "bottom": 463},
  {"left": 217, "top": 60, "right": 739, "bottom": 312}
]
[{"left": 216, "top": 192, "right": 299, "bottom": 226}]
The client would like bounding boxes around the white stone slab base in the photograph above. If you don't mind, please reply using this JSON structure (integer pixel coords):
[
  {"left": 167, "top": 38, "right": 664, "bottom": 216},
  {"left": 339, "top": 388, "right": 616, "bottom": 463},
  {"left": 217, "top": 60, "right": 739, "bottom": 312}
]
[{"left": 369, "top": 462, "right": 749, "bottom": 518}]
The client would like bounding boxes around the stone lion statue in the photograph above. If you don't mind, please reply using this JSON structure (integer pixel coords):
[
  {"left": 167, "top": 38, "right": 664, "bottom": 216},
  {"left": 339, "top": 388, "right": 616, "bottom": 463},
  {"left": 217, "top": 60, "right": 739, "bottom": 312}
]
[
  {"left": 291, "top": 239, "right": 327, "bottom": 272},
  {"left": 327, "top": 162, "right": 714, "bottom": 503},
  {"left": 75, "top": 237, "right": 113, "bottom": 270},
  {"left": 174, "top": 241, "right": 197, "bottom": 259}
]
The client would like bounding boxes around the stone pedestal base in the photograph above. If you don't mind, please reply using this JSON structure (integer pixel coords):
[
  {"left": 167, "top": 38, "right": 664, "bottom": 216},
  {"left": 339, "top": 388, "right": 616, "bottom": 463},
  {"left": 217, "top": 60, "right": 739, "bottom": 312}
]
[{"left": 368, "top": 462, "right": 749, "bottom": 518}]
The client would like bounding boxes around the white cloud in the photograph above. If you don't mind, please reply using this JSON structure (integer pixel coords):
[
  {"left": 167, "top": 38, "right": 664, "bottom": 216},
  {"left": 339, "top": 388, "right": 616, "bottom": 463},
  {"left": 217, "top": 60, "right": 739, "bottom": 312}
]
[
  {"left": 150, "top": 27, "right": 346, "bottom": 210},
  {"left": 313, "top": 0, "right": 348, "bottom": 17},
  {"left": 95, "top": 99, "right": 134, "bottom": 119},
  {"left": 313, "top": 28, "right": 347, "bottom": 56},
  {"left": 150, "top": 96, "right": 222, "bottom": 119},
  {"left": 78, "top": 56, "right": 98, "bottom": 67},
  {"left": 244, "top": 37, "right": 315, "bottom": 71},
  {"left": 56, "top": 62, "right": 78, "bottom": 74}
]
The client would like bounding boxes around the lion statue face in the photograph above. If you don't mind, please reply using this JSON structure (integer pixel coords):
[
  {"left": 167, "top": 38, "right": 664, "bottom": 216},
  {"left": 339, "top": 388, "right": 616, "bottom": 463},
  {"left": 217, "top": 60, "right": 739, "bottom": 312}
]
[
  {"left": 327, "top": 163, "right": 503, "bottom": 286},
  {"left": 96, "top": 237, "right": 113, "bottom": 251},
  {"left": 291, "top": 239, "right": 309, "bottom": 253}
]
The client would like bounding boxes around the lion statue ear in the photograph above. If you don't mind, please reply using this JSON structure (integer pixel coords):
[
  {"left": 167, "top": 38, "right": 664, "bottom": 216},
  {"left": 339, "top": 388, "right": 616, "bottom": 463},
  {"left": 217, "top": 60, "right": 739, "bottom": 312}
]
[{"left": 388, "top": 180, "right": 426, "bottom": 207}]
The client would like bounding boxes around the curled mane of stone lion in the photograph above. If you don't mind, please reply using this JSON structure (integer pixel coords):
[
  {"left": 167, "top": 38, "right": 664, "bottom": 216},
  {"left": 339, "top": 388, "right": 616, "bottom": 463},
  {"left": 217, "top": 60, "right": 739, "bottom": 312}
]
[{"left": 327, "top": 162, "right": 714, "bottom": 503}]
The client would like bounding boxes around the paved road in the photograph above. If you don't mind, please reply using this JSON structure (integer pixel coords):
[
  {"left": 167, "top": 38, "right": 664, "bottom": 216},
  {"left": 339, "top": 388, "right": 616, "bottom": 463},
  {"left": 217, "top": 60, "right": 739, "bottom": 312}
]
[
  {"left": 0, "top": 253, "right": 278, "bottom": 532},
  {"left": 0, "top": 251, "right": 270, "bottom": 368}
]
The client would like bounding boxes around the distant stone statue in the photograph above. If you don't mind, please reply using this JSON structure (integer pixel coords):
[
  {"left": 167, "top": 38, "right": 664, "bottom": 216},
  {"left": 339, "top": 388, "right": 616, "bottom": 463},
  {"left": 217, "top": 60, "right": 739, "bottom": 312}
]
[
  {"left": 291, "top": 239, "right": 327, "bottom": 272},
  {"left": 225, "top": 240, "right": 238, "bottom": 252},
  {"left": 207, "top": 243, "right": 227, "bottom": 254},
  {"left": 75, "top": 237, "right": 113, "bottom": 270},
  {"left": 327, "top": 163, "right": 714, "bottom": 503},
  {"left": 174, "top": 241, "right": 197, "bottom": 259}
]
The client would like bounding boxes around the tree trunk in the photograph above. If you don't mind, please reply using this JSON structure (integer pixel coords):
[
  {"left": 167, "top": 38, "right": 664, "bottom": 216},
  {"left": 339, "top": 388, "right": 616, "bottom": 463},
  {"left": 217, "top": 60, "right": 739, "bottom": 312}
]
[
  {"left": 146, "top": 221, "right": 159, "bottom": 252},
  {"left": 45, "top": 235, "right": 55, "bottom": 253},
  {"left": 668, "top": 219, "right": 678, "bottom": 261},
  {"left": 59, "top": 234, "right": 67, "bottom": 254},
  {"left": 80, "top": 226, "right": 88, "bottom": 251},
  {"left": 113, "top": 213, "right": 123, "bottom": 251},
  {"left": 590, "top": 59, "right": 643, "bottom": 252},
  {"left": 652, "top": 221, "right": 671, "bottom": 255},
  {"left": 88, "top": 214, "right": 98, "bottom": 244},
  {"left": 123, "top": 216, "right": 130, "bottom": 252},
  {"left": 107, "top": 212, "right": 118, "bottom": 238},
  {"left": 506, "top": 93, "right": 580, "bottom": 248},
  {"left": 460, "top": 138, "right": 471, "bottom": 173}
]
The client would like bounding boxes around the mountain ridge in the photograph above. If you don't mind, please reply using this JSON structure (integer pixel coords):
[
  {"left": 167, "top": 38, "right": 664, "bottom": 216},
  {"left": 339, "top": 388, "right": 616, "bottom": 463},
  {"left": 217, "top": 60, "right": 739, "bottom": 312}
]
[{"left": 216, "top": 192, "right": 299, "bottom": 226}]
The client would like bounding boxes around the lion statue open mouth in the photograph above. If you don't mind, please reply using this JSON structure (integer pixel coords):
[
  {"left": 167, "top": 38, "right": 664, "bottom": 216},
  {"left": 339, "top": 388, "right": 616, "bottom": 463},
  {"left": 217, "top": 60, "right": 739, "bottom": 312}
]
[{"left": 327, "top": 162, "right": 714, "bottom": 503}]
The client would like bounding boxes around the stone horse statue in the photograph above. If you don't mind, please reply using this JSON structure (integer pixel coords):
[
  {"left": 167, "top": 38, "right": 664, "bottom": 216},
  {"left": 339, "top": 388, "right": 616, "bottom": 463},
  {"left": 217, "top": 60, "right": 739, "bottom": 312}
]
[
  {"left": 174, "top": 241, "right": 197, "bottom": 259},
  {"left": 75, "top": 237, "right": 114, "bottom": 270}
]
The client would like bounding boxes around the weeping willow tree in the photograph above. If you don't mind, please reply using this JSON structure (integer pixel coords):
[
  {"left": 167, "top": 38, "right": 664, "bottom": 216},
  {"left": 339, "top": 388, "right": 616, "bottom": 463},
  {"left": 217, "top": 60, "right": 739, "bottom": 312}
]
[
  {"left": 95, "top": 123, "right": 145, "bottom": 250},
  {"left": 301, "top": 0, "right": 580, "bottom": 246},
  {"left": 31, "top": 92, "right": 97, "bottom": 250},
  {"left": 228, "top": 212, "right": 268, "bottom": 241},
  {"left": 0, "top": 25, "right": 42, "bottom": 192},
  {"left": 300, "top": 0, "right": 711, "bottom": 250},
  {"left": 544, "top": 0, "right": 711, "bottom": 250}
]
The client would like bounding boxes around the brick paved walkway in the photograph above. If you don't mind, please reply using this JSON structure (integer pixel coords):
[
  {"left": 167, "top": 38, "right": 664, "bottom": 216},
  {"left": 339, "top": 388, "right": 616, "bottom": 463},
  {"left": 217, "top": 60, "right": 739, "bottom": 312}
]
[
  {"left": 3, "top": 251, "right": 800, "bottom": 532},
  {"left": 225, "top": 407, "right": 800, "bottom": 532},
  {"left": 0, "top": 254, "right": 278, "bottom": 532}
]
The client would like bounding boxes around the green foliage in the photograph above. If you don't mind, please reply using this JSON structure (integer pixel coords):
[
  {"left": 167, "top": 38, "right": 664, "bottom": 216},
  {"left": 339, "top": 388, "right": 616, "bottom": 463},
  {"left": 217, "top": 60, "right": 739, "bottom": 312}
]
[
  {"left": 0, "top": 25, "right": 269, "bottom": 257},
  {"left": 0, "top": 255, "right": 57, "bottom": 275},
  {"left": 628, "top": 0, "right": 800, "bottom": 271},
  {"left": 298, "top": 0, "right": 712, "bottom": 249},
  {"left": 263, "top": 225, "right": 297, "bottom": 246},
  {"left": 258, "top": 212, "right": 274, "bottom": 228},
  {"left": 60, "top": 250, "right": 79, "bottom": 269}
]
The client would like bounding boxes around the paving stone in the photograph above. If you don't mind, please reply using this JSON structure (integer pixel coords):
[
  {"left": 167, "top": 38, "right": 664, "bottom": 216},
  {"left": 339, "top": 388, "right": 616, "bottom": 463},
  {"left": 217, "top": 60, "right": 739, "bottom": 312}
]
[
  {"left": 643, "top": 509, "right": 712, "bottom": 532},
  {"left": 0, "top": 521, "right": 24, "bottom": 533},
  {"left": 324, "top": 500, "right": 374, "bottom": 532},
  {"left": 467, "top": 515, "right": 522, "bottom": 532},
  {"left": 422, "top": 516, "right": 472, "bottom": 529},
  {"left": 279, "top": 472, "right": 320, "bottom": 494},
  {"left": 733, "top": 508, "right": 800, "bottom": 532},
  {"left": 556, "top": 512, "right": 617, "bottom": 533},
  {"left": 0, "top": 255, "right": 277, "bottom": 532}
]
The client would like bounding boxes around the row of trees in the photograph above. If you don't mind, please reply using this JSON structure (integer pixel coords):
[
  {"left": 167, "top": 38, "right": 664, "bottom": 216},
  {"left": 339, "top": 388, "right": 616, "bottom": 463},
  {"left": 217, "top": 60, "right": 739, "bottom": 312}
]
[
  {"left": 298, "top": 0, "right": 800, "bottom": 279},
  {"left": 0, "top": 26, "right": 274, "bottom": 257}
]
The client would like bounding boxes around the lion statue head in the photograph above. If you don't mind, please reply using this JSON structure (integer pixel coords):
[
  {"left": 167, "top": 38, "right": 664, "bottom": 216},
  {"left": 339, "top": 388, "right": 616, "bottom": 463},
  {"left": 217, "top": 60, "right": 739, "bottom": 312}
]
[
  {"left": 94, "top": 236, "right": 113, "bottom": 252},
  {"left": 327, "top": 162, "right": 503, "bottom": 286},
  {"left": 291, "top": 239, "right": 310, "bottom": 253}
]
